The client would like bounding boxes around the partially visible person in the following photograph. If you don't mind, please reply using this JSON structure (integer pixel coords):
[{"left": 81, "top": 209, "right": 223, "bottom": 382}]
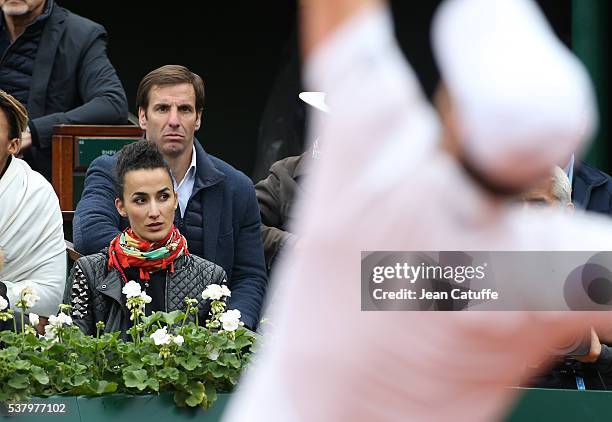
[
  {"left": 0, "top": 89, "right": 65, "bottom": 321},
  {"left": 64, "top": 141, "right": 227, "bottom": 336},
  {"left": 0, "top": 0, "right": 128, "bottom": 180},
  {"left": 520, "top": 166, "right": 574, "bottom": 211},
  {"left": 519, "top": 167, "right": 612, "bottom": 389},
  {"left": 255, "top": 92, "right": 327, "bottom": 273},
  {"left": 0, "top": 280, "right": 11, "bottom": 331},
  {"left": 73, "top": 65, "right": 267, "bottom": 330}
]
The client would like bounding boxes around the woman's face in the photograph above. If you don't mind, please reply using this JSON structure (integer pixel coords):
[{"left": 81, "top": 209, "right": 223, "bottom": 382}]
[{"left": 115, "top": 168, "right": 178, "bottom": 243}]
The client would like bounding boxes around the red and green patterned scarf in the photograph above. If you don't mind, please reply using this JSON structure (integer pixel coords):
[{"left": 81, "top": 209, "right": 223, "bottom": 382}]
[{"left": 108, "top": 226, "right": 189, "bottom": 283}]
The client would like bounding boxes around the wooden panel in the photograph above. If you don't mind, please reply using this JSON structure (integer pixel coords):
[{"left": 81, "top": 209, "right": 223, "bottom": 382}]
[
  {"left": 52, "top": 135, "right": 74, "bottom": 211},
  {"left": 51, "top": 125, "right": 144, "bottom": 212},
  {"left": 53, "top": 125, "right": 144, "bottom": 137}
]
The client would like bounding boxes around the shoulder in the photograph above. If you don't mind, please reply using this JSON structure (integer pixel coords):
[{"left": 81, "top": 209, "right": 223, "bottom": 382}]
[
  {"left": 206, "top": 155, "right": 255, "bottom": 197},
  {"left": 74, "top": 251, "right": 109, "bottom": 278},
  {"left": 89, "top": 153, "right": 118, "bottom": 173},
  {"left": 187, "top": 254, "right": 226, "bottom": 272},
  {"left": 269, "top": 155, "right": 302, "bottom": 176},
  {"left": 208, "top": 155, "right": 251, "bottom": 184},
  {"left": 575, "top": 161, "right": 612, "bottom": 193},
  {"left": 57, "top": 6, "right": 106, "bottom": 36},
  {"left": 12, "top": 158, "right": 58, "bottom": 200},
  {"left": 181, "top": 255, "right": 227, "bottom": 281}
]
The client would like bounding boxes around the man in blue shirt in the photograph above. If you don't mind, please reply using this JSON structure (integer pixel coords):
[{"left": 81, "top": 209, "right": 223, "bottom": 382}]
[{"left": 73, "top": 65, "right": 267, "bottom": 330}]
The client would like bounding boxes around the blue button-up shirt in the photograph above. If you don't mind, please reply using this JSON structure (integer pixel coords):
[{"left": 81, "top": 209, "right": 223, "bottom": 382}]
[{"left": 171, "top": 145, "right": 197, "bottom": 218}]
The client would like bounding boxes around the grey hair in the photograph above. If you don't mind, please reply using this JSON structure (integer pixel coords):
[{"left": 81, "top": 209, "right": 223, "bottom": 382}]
[{"left": 551, "top": 166, "right": 572, "bottom": 205}]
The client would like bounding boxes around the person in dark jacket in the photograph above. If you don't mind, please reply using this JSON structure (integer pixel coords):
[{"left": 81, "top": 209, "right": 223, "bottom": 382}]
[
  {"left": 0, "top": 0, "right": 128, "bottom": 180},
  {"left": 1, "top": 281, "right": 12, "bottom": 331},
  {"left": 255, "top": 152, "right": 305, "bottom": 273},
  {"left": 65, "top": 141, "right": 227, "bottom": 336},
  {"left": 73, "top": 65, "right": 267, "bottom": 330},
  {"left": 572, "top": 160, "right": 612, "bottom": 216},
  {"left": 255, "top": 92, "right": 326, "bottom": 273}
]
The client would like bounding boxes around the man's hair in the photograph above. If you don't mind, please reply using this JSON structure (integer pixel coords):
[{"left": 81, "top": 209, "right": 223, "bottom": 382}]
[
  {"left": 136, "top": 65, "right": 205, "bottom": 113},
  {"left": 114, "top": 141, "right": 173, "bottom": 201},
  {"left": 0, "top": 90, "right": 28, "bottom": 140},
  {"left": 551, "top": 165, "right": 572, "bottom": 205}
]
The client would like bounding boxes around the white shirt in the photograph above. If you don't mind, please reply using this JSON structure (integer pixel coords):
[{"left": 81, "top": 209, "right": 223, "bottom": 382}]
[
  {"left": 0, "top": 157, "right": 66, "bottom": 317},
  {"left": 225, "top": 5, "right": 612, "bottom": 422},
  {"left": 171, "top": 145, "right": 197, "bottom": 218}
]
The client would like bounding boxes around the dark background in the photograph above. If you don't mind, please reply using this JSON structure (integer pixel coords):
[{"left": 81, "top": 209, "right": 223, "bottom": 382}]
[{"left": 59, "top": 0, "right": 573, "bottom": 178}]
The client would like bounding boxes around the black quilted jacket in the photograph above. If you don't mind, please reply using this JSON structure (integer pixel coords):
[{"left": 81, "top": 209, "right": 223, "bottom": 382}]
[{"left": 63, "top": 249, "right": 227, "bottom": 336}]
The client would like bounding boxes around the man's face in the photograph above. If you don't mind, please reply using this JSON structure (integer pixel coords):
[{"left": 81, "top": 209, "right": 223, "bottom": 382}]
[
  {"left": 520, "top": 178, "right": 559, "bottom": 208},
  {"left": 1, "top": 0, "right": 45, "bottom": 17},
  {"left": 138, "top": 83, "right": 202, "bottom": 160},
  {"left": 520, "top": 176, "right": 573, "bottom": 212},
  {"left": 0, "top": 109, "right": 20, "bottom": 169},
  {"left": 114, "top": 168, "right": 178, "bottom": 243}
]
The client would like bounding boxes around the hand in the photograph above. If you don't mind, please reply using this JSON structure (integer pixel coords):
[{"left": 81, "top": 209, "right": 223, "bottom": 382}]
[
  {"left": 575, "top": 328, "right": 602, "bottom": 363},
  {"left": 36, "top": 316, "right": 49, "bottom": 336},
  {"left": 17, "top": 129, "right": 32, "bottom": 158}
]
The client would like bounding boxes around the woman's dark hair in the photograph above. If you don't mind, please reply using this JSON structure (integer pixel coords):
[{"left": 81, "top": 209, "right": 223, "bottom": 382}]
[
  {"left": 0, "top": 89, "right": 28, "bottom": 140},
  {"left": 113, "top": 141, "right": 173, "bottom": 200}
]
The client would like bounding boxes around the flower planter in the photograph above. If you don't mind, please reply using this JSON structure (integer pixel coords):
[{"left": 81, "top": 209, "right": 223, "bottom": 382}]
[
  {"left": 505, "top": 388, "right": 612, "bottom": 421},
  {"left": 1, "top": 392, "right": 230, "bottom": 421}
]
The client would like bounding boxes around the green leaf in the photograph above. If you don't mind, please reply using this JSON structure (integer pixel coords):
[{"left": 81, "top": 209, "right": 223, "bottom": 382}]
[
  {"left": 161, "top": 310, "right": 184, "bottom": 327},
  {"left": 126, "top": 352, "right": 144, "bottom": 365},
  {"left": 73, "top": 374, "right": 89, "bottom": 386},
  {"left": 207, "top": 362, "right": 227, "bottom": 378},
  {"left": 176, "top": 355, "right": 200, "bottom": 371},
  {"left": 234, "top": 333, "right": 254, "bottom": 350},
  {"left": 8, "top": 374, "right": 29, "bottom": 389},
  {"left": 146, "top": 378, "right": 160, "bottom": 392},
  {"left": 92, "top": 380, "right": 118, "bottom": 394},
  {"left": 14, "top": 360, "right": 32, "bottom": 370},
  {"left": 0, "top": 346, "right": 19, "bottom": 359},
  {"left": 174, "top": 390, "right": 188, "bottom": 407},
  {"left": 30, "top": 366, "right": 49, "bottom": 385},
  {"left": 157, "top": 367, "right": 180, "bottom": 381},
  {"left": 219, "top": 353, "right": 240, "bottom": 368},
  {"left": 141, "top": 353, "right": 164, "bottom": 366},
  {"left": 123, "top": 368, "right": 148, "bottom": 390},
  {"left": 185, "top": 381, "right": 205, "bottom": 407},
  {"left": 203, "top": 383, "right": 217, "bottom": 410},
  {"left": 141, "top": 312, "right": 163, "bottom": 328}
]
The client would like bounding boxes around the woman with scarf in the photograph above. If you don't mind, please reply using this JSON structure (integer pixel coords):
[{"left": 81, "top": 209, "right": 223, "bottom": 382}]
[{"left": 64, "top": 141, "right": 227, "bottom": 336}]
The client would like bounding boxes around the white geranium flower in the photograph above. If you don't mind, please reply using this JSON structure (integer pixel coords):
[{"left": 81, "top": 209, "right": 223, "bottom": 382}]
[
  {"left": 57, "top": 312, "right": 73, "bottom": 326},
  {"left": 48, "top": 313, "right": 72, "bottom": 328},
  {"left": 150, "top": 327, "right": 171, "bottom": 346},
  {"left": 0, "top": 296, "right": 8, "bottom": 311},
  {"left": 219, "top": 309, "right": 241, "bottom": 332},
  {"left": 48, "top": 314, "right": 59, "bottom": 327},
  {"left": 44, "top": 328, "right": 57, "bottom": 340},
  {"left": 220, "top": 285, "right": 231, "bottom": 298},
  {"left": 12, "top": 285, "right": 40, "bottom": 308},
  {"left": 140, "top": 292, "right": 152, "bottom": 304},
  {"left": 122, "top": 280, "right": 142, "bottom": 298},
  {"left": 29, "top": 313, "right": 39, "bottom": 327},
  {"left": 202, "top": 284, "right": 223, "bottom": 300},
  {"left": 173, "top": 335, "right": 184, "bottom": 346},
  {"left": 23, "top": 289, "right": 40, "bottom": 308}
]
